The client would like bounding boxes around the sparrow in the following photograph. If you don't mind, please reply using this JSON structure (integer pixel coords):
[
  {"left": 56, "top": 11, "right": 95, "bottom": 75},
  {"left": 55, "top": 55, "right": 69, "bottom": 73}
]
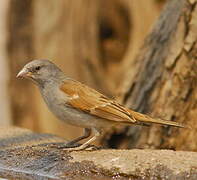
[{"left": 17, "top": 59, "right": 184, "bottom": 150}]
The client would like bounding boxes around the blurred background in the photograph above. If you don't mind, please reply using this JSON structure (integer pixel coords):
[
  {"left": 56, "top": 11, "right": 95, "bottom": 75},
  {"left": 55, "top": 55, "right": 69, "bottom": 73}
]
[{"left": 0, "top": 0, "right": 196, "bottom": 151}]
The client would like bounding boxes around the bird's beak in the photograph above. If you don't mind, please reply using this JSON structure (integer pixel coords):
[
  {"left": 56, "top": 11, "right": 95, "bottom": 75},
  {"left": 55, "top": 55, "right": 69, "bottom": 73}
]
[{"left": 17, "top": 68, "right": 32, "bottom": 78}]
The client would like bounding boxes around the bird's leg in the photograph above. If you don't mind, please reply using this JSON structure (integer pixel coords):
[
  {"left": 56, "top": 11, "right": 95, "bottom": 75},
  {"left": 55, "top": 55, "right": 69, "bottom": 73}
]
[
  {"left": 131, "top": 115, "right": 137, "bottom": 122},
  {"left": 64, "top": 128, "right": 102, "bottom": 151},
  {"left": 57, "top": 128, "right": 91, "bottom": 148},
  {"left": 66, "top": 128, "right": 91, "bottom": 146}
]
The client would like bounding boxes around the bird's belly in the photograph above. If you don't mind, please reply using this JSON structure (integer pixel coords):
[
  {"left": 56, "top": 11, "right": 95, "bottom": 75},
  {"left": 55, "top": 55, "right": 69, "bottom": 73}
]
[
  {"left": 48, "top": 101, "right": 111, "bottom": 128},
  {"left": 41, "top": 86, "right": 113, "bottom": 129}
]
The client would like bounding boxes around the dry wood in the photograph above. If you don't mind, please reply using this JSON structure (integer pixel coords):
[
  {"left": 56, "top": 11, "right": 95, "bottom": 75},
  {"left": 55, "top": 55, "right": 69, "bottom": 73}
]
[{"left": 0, "top": 127, "right": 196, "bottom": 179}]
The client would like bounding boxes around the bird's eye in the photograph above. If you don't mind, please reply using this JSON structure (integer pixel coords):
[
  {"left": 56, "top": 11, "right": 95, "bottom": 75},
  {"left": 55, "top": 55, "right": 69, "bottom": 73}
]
[{"left": 35, "top": 66, "right": 41, "bottom": 71}]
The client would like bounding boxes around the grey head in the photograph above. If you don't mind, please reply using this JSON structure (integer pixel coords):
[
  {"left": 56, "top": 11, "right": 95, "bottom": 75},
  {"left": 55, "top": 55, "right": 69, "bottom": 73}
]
[{"left": 17, "top": 59, "right": 65, "bottom": 87}]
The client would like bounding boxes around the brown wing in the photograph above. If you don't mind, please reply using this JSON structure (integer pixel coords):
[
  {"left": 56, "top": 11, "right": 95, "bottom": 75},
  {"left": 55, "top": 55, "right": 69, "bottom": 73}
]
[{"left": 60, "top": 79, "right": 136, "bottom": 123}]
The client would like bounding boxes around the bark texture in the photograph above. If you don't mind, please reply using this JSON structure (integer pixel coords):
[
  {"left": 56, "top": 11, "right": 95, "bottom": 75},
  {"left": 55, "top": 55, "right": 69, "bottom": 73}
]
[{"left": 117, "top": 0, "right": 197, "bottom": 151}]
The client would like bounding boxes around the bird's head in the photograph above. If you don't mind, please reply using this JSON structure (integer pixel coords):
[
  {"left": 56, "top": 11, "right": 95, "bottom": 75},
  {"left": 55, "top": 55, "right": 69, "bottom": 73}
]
[{"left": 17, "top": 59, "right": 62, "bottom": 86}]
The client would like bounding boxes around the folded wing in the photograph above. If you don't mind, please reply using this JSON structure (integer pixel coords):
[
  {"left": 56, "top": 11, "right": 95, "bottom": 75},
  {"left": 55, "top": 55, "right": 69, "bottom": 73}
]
[
  {"left": 60, "top": 79, "right": 136, "bottom": 123},
  {"left": 60, "top": 79, "right": 185, "bottom": 128}
]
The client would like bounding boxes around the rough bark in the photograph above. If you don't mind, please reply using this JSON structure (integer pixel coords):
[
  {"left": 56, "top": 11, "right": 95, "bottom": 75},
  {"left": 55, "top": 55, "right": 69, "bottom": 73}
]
[
  {"left": 0, "top": 127, "right": 196, "bottom": 180},
  {"left": 116, "top": 0, "right": 197, "bottom": 151}
]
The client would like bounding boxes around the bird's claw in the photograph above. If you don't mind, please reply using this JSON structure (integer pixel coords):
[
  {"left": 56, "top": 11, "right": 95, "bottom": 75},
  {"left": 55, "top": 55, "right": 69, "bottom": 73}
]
[{"left": 63, "top": 145, "right": 98, "bottom": 151}]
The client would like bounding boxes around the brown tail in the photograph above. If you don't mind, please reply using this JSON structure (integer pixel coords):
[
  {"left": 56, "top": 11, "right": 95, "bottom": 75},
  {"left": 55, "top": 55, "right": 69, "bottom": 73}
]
[{"left": 129, "top": 110, "right": 185, "bottom": 128}]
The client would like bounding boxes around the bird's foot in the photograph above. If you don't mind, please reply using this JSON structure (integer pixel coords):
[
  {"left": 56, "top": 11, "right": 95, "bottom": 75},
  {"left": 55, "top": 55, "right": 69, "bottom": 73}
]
[{"left": 63, "top": 145, "right": 96, "bottom": 151}]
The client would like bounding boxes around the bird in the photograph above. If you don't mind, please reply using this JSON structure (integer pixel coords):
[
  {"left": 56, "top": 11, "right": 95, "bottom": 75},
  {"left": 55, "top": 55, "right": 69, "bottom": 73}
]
[{"left": 17, "top": 59, "right": 185, "bottom": 150}]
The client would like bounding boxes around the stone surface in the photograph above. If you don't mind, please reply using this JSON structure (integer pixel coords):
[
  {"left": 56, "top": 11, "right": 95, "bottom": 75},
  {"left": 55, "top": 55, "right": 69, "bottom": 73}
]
[{"left": 0, "top": 127, "right": 196, "bottom": 180}]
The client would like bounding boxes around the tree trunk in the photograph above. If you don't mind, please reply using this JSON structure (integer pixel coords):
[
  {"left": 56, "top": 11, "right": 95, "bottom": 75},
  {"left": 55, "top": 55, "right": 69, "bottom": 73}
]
[{"left": 115, "top": 0, "right": 197, "bottom": 151}]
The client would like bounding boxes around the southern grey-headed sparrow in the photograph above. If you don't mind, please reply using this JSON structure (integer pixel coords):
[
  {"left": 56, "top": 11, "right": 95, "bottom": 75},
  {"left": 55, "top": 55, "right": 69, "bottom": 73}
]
[{"left": 17, "top": 59, "right": 184, "bottom": 150}]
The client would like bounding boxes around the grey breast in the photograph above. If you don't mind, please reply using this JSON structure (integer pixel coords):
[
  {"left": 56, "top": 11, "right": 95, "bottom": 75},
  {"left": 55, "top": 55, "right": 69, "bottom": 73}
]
[{"left": 39, "top": 83, "right": 103, "bottom": 128}]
